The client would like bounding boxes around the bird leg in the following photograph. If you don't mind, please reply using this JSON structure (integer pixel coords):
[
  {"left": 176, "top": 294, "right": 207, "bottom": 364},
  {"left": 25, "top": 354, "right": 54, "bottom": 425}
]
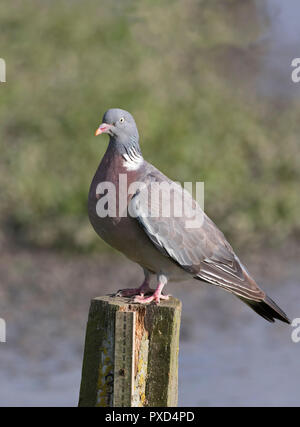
[
  {"left": 133, "top": 273, "right": 169, "bottom": 304},
  {"left": 115, "top": 269, "right": 153, "bottom": 297}
]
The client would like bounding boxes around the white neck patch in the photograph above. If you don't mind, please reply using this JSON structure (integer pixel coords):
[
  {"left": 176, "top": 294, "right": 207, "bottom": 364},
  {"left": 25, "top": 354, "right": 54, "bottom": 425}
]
[{"left": 122, "top": 147, "right": 143, "bottom": 171}]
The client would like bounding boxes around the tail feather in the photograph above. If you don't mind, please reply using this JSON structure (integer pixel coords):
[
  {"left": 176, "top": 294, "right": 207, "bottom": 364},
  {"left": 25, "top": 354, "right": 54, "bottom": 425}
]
[{"left": 238, "top": 295, "right": 291, "bottom": 324}]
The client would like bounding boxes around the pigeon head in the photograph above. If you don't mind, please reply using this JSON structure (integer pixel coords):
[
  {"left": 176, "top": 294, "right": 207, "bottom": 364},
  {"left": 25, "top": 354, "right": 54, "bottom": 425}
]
[{"left": 95, "top": 108, "right": 139, "bottom": 146}]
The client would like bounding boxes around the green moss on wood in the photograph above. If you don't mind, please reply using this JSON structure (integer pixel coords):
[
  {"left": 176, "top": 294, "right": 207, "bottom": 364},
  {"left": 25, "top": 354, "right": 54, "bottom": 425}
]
[{"left": 78, "top": 296, "right": 181, "bottom": 407}]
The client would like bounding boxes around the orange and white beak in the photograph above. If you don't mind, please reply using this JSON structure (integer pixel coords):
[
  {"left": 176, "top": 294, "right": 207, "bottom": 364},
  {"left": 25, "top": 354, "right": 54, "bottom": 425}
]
[{"left": 95, "top": 123, "right": 113, "bottom": 136}]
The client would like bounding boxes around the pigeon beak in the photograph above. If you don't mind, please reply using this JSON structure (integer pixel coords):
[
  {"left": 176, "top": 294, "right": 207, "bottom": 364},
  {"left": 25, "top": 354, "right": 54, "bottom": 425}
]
[{"left": 95, "top": 123, "right": 112, "bottom": 136}]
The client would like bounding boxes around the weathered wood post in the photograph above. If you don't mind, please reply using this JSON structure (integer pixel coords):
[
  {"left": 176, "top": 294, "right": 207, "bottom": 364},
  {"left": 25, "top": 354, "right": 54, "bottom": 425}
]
[{"left": 78, "top": 295, "right": 181, "bottom": 407}]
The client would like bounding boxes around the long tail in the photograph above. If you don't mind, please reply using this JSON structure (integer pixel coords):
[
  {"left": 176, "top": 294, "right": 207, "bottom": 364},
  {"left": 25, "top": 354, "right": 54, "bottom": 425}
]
[{"left": 238, "top": 295, "right": 291, "bottom": 324}]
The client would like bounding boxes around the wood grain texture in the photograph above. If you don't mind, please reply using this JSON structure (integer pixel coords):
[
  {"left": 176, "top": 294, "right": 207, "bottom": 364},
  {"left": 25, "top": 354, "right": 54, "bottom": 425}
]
[{"left": 78, "top": 295, "right": 182, "bottom": 407}]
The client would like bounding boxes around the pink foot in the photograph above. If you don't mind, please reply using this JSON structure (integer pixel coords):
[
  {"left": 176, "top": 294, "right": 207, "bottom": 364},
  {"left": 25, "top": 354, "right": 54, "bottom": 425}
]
[
  {"left": 115, "top": 282, "right": 153, "bottom": 298},
  {"left": 133, "top": 277, "right": 170, "bottom": 304},
  {"left": 133, "top": 293, "right": 170, "bottom": 304}
]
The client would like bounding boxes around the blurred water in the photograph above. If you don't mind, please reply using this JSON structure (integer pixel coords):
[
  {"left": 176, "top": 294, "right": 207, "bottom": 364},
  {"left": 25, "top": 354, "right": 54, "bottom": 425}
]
[
  {"left": 258, "top": 0, "right": 300, "bottom": 97},
  {"left": 177, "top": 277, "right": 300, "bottom": 406}
]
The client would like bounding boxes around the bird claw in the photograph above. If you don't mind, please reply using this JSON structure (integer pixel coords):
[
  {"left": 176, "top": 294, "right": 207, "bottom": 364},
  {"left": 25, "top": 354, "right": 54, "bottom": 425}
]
[
  {"left": 114, "top": 281, "right": 170, "bottom": 304},
  {"left": 133, "top": 295, "right": 153, "bottom": 304},
  {"left": 114, "top": 287, "right": 154, "bottom": 298},
  {"left": 115, "top": 288, "right": 140, "bottom": 297},
  {"left": 160, "top": 294, "right": 170, "bottom": 300},
  {"left": 133, "top": 293, "right": 170, "bottom": 304}
]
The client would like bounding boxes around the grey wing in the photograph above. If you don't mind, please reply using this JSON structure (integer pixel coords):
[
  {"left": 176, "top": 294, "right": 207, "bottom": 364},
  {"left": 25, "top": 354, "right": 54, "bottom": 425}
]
[{"left": 129, "top": 175, "right": 265, "bottom": 301}]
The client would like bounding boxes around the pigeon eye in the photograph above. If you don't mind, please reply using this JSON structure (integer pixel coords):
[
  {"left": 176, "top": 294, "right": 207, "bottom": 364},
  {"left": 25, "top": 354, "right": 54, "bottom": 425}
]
[{"left": 119, "top": 117, "right": 125, "bottom": 123}]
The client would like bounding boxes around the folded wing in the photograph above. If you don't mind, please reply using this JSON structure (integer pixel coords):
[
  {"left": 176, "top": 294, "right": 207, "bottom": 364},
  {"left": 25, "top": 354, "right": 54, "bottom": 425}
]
[{"left": 129, "top": 172, "right": 264, "bottom": 299}]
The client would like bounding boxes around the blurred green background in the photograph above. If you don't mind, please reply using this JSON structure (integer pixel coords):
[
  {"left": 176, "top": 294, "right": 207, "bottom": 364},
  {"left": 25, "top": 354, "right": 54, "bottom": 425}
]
[{"left": 1, "top": 0, "right": 299, "bottom": 253}]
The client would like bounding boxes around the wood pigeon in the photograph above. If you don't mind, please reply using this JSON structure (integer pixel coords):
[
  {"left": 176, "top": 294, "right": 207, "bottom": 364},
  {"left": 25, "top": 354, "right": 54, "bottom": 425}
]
[{"left": 88, "top": 108, "right": 290, "bottom": 324}]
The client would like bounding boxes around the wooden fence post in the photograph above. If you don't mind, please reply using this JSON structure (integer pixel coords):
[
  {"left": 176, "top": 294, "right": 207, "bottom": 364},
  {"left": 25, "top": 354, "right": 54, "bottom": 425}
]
[{"left": 78, "top": 295, "right": 182, "bottom": 407}]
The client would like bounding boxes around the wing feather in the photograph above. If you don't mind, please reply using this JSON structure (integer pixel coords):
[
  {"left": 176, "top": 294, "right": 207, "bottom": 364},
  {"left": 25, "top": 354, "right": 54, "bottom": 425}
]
[{"left": 129, "top": 168, "right": 265, "bottom": 300}]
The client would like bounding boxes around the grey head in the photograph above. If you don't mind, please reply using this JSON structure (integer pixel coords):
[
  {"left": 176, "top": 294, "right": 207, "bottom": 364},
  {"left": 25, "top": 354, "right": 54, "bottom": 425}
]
[{"left": 95, "top": 108, "right": 141, "bottom": 156}]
